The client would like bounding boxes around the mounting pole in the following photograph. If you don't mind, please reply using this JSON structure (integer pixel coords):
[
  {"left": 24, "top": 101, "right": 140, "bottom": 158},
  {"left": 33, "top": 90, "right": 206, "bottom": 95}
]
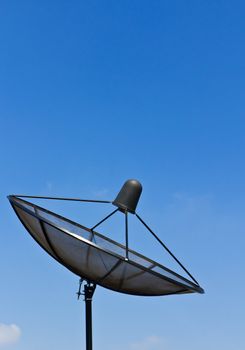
[{"left": 84, "top": 281, "right": 96, "bottom": 350}]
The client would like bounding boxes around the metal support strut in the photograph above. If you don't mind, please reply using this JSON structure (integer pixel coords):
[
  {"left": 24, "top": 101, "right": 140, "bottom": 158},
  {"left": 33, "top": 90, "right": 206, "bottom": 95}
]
[{"left": 125, "top": 211, "right": 129, "bottom": 260}]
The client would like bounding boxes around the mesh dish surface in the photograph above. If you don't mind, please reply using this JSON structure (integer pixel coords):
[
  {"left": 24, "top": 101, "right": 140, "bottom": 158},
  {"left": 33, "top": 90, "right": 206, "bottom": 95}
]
[{"left": 9, "top": 196, "right": 204, "bottom": 296}]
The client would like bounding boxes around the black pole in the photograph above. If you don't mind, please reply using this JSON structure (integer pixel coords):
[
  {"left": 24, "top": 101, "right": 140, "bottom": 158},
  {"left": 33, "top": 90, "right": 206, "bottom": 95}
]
[{"left": 84, "top": 282, "right": 96, "bottom": 350}]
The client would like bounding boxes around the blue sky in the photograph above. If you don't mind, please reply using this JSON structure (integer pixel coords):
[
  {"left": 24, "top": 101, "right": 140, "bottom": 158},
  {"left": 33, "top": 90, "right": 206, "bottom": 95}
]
[{"left": 1, "top": 0, "right": 245, "bottom": 349}]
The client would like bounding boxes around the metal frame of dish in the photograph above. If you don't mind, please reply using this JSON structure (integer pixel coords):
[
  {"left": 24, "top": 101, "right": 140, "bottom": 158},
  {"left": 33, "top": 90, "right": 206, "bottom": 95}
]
[{"left": 8, "top": 186, "right": 204, "bottom": 350}]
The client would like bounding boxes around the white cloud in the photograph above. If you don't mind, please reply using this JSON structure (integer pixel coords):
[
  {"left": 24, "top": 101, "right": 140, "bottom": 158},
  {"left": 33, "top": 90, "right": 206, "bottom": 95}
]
[
  {"left": 0, "top": 324, "right": 21, "bottom": 347},
  {"left": 129, "top": 335, "right": 166, "bottom": 350},
  {"left": 171, "top": 192, "right": 213, "bottom": 211},
  {"left": 46, "top": 181, "right": 53, "bottom": 191},
  {"left": 92, "top": 188, "right": 109, "bottom": 198}
]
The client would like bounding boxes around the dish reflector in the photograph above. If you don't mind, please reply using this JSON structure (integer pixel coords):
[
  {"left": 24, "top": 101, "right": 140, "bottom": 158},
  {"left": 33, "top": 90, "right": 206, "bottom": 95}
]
[{"left": 9, "top": 196, "right": 203, "bottom": 296}]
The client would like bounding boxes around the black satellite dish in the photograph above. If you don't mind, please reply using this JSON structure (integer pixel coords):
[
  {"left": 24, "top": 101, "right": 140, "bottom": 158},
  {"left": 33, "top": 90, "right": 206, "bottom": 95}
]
[{"left": 8, "top": 179, "right": 204, "bottom": 350}]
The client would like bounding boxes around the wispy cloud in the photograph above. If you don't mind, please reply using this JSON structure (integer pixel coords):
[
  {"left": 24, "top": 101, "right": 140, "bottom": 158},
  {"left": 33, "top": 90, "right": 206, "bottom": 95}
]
[
  {"left": 129, "top": 335, "right": 166, "bottom": 350},
  {"left": 162, "top": 191, "right": 214, "bottom": 231},
  {"left": 0, "top": 324, "right": 21, "bottom": 347},
  {"left": 92, "top": 188, "right": 109, "bottom": 198},
  {"left": 45, "top": 181, "right": 53, "bottom": 191},
  {"left": 171, "top": 192, "right": 213, "bottom": 211}
]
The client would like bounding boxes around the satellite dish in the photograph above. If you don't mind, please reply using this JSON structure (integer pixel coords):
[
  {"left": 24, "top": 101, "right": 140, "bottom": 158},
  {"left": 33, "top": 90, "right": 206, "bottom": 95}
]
[{"left": 8, "top": 179, "right": 204, "bottom": 350}]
